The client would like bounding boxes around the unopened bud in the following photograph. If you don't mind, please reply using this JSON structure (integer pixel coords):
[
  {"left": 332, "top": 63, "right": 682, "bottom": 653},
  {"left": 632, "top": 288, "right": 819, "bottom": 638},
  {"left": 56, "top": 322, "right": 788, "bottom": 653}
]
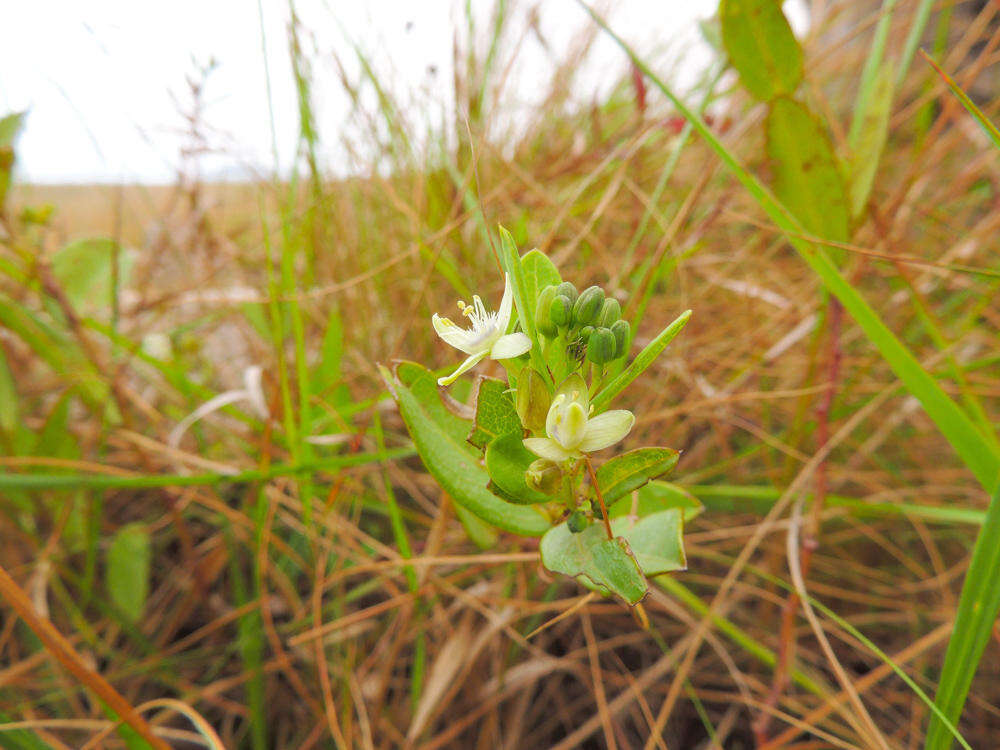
[
  {"left": 555, "top": 281, "right": 579, "bottom": 306},
  {"left": 572, "top": 286, "right": 604, "bottom": 327},
  {"left": 567, "top": 510, "right": 588, "bottom": 533},
  {"left": 550, "top": 294, "right": 572, "bottom": 327},
  {"left": 535, "top": 285, "right": 559, "bottom": 337},
  {"left": 526, "top": 459, "right": 562, "bottom": 496},
  {"left": 610, "top": 319, "right": 630, "bottom": 359},
  {"left": 586, "top": 327, "right": 616, "bottom": 364},
  {"left": 598, "top": 297, "right": 621, "bottom": 328}
]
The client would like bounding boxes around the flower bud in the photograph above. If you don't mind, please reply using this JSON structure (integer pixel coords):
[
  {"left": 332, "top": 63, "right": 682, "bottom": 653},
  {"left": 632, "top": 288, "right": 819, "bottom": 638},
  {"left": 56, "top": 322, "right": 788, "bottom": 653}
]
[
  {"left": 586, "top": 326, "right": 616, "bottom": 364},
  {"left": 516, "top": 367, "right": 550, "bottom": 433},
  {"left": 526, "top": 458, "right": 562, "bottom": 496},
  {"left": 567, "top": 509, "right": 588, "bottom": 533},
  {"left": 535, "top": 285, "right": 559, "bottom": 337},
  {"left": 555, "top": 281, "right": 579, "bottom": 305},
  {"left": 572, "top": 285, "right": 604, "bottom": 327},
  {"left": 578, "top": 325, "right": 594, "bottom": 341},
  {"left": 598, "top": 297, "right": 621, "bottom": 328},
  {"left": 610, "top": 319, "right": 630, "bottom": 359},
  {"left": 549, "top": 294, "right": 572, "bottom": 327}
]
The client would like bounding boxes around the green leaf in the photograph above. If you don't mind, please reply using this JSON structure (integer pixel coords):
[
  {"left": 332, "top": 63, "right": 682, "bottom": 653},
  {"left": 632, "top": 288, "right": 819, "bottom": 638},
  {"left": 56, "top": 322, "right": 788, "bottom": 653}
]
[
  {"left": 848, "top": 65, "right": 894, "bottom": 219},
  {"left": 595, "top": 447, "right": 679, "bottom": 505},
  {"left": 592, "top": 310, "right": 690, "bottom": 410},
  {"left": 51, "top": 238, "right": 132, "bottom": 315},
  {"left": 106, "top": 524, "right": 151, "bottom": 624},
  {"left": 498, "top": 225, "right": 551, "bottom": 384},
  {"left": 379, "top": 363, "right": 550, "bottom": 536},
  {"left": 610, "top": 480, "right": 703, "bottom": 523},
  {"left": 720, "top": 0, "right": 803, "bottom": 101},
  {"left": 395, "top": 361, "right": 473, "bottom": 449},
  {"left": 467, "top": 376, "right": 521, "bottom": 450},
  {"left": 519, "top": 248, "right": 561, "bottom": 322},
  {"left": 540, "top": 523, "right": 647, "bottom": 605},
  {"left": 766, "top": 97, "right": 849, "bottom": 245},
  {"left": 0, "top": 344, "right": 17, "bottom": 435},
  {"left": 0, "top": 112, "right": 25, "bottom": 210},
  {"left": 485, "top": 430, "right": 550, "bottom": 505},
  {"left": 610, "top": 508, "right": 686, "bottom": 576}
]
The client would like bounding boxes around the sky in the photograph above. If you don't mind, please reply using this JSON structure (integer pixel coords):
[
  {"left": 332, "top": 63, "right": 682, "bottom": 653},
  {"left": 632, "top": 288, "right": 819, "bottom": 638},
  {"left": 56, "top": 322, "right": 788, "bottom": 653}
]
[{"left": 0, "top": 1, "right": 804, "bottom": 184}]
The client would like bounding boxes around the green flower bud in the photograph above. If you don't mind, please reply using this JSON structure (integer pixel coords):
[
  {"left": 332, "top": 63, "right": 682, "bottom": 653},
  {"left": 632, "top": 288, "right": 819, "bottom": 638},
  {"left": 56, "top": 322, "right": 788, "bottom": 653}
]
[
  {"left": 535, "top": 285, "right": 559, "bottom": 337},
  {"left": 516, "top": 367, "right": 550, "bottom": 432},
  {"left": 550, "top": 294, "right": 572, "bottom": 327},
  {"left": 572, "top": 285, "right": 604, "bottom": 327},
  {"left": 526, "top": 458, "right": 562, "bottom": 496},
  {"left": 587, "top": 326, "right": 616, "bottom": 364},
  {"left": 598, "top": 297, "right": 621, "bottom": 328},
  {"left": 579, "top": 325, "right": 595, "bottom": 341},
  {"left": 567, "top": 509, "right": 588, "bottom": 533},
  {"left": 610, "top": 319, "right": 630, "bottom": 359},
  {"left": 555, "top": 281, "right": 579, "bottom": 305}
]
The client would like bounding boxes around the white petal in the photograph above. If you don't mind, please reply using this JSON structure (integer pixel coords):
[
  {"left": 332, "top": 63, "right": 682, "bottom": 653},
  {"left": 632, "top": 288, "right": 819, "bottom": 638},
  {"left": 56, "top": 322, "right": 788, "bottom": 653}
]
[
  {"left": 437, "top": 350, "right": 489, "bottom": 386},
  {"left": 496, "top": 273, "right": 513, "bottom": 330},
  {"left": 432, "top": 313, "right": 477, "bottom": 354},
  {"left": 578, "top": 410, "right": 635, "bottom": 452},
  {"left": 523, "top": 437, "right": 577, "bottom": 462},
  {"left": 490, "top": 332, "right": 531, "bottom": 360}
]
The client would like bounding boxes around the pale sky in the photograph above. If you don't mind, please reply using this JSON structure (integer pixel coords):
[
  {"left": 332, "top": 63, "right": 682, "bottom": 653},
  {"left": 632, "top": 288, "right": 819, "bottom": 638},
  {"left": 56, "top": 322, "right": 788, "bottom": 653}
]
[{"left": 0, "top": 1, "right": 805, "bottom": 184}]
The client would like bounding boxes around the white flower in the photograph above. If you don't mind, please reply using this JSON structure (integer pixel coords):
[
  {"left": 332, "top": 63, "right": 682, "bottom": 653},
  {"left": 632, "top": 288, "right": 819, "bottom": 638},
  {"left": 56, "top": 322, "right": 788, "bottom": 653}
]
[
  {"left": 431, "top": 273, "right": 531, "bottom": 386},
  {"left": 524, "top": 374, "right": 634, "bottom": 461}
]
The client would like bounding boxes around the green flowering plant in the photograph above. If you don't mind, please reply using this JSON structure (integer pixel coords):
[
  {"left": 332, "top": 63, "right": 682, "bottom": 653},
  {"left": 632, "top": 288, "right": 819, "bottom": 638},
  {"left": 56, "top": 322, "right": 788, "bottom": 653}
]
[{"left": 380, "top": 226, "right": 695, "bottom": 604}]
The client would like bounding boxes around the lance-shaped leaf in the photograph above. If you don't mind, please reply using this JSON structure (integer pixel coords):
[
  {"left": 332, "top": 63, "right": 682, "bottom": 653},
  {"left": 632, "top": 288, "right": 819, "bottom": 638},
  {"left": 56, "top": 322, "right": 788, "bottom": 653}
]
[
  {"left": 106, "top": 524, "right": 151, "bottom": 624},
  {"left": 467, "top": 376, "right": 522, "bottom": 450},
  {"left": 595, "top": 447, "right": 679, "bottom": 505},
  {"left": 379, "top": 363, "right": 550, "bottom": 536},
  {"left": 485, "top": 430, "right": 552, "bottom": 505},
  {"left": 767, "top": 97, "right": 850, "bottom": 248},
  {"left": 520, "top": 248, "right": 561, "bottom": 322},
  {"left": 848, "top": 65, "right": 894, "bottom": 219},
  {"left": 720, "top": 0, "right": 803, "bottom": 102},
  {"left": 540, "top": 523, "right": 647, "bottom": 605}
]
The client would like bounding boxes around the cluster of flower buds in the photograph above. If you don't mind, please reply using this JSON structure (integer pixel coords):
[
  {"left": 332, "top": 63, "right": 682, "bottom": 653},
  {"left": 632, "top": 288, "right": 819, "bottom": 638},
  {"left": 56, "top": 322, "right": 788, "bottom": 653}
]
[{"left": 536, "top": 282, "right": 630, "bottom": 365}]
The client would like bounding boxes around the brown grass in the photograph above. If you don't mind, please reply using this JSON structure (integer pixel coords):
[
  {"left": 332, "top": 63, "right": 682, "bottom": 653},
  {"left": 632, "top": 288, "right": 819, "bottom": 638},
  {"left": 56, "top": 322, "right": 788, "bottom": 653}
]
[{"left": 2, "top": 1, "right": 1000, "bottom": 748}]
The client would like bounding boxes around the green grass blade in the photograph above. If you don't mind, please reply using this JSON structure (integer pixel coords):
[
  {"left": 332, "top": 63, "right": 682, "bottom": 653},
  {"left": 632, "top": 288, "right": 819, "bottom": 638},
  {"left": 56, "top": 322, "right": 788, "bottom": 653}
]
[
  {"left": 925, "top": 485, "right": 1000, "bottom": 749},
  {"left": 920, "top": 50, "right": 1000, "bottom": 150}
]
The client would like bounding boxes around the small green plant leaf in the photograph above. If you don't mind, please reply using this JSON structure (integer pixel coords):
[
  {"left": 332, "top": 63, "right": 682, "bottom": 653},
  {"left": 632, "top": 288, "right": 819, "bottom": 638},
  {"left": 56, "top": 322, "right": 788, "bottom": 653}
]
[
  {"left": 498, "top": 225, "right": 551, "bottom": 384},
  {"left": 540, "top": 522, "right": 648, "bottom": 605},
  {"left": 51, "top": 238, "right": 133, "bottom": 315},
  {"left": 720, "top": 0, "right": 803, "bottom": 101},
  {"left": 467, "top": 376, "right": 522, "bottom": 450},
  {"left": 610, "top": 508, "right": 686, "bottom": 576},
  {"left": 766, "top": 97, "right": 850, "bottom": 246},
  {"left": 595, "top": 447, "right": 679, "bottom": 505},
  {"left": 0, "top": 111, "right": 26, "bottom": 210},
  {"left": 0, "top": 344, "right": 17, "bottom": 435},
  {"left": 485, "top": 430, "right": 550, "bottom": 504},
  {"left": 519, "top": 248, "right": 561, "bottom": 321},
  {"left": 106, "top": 524, "right": 151, "bottom": 624},
  {"left": 610, "top": 480, "right": 703, "bottom": 523},
  {"left": 380, "top": 363, "right": 550, "bottom": 536},
  {"left": 848, "top": 65, "right": 894, "bottom": 219}
]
